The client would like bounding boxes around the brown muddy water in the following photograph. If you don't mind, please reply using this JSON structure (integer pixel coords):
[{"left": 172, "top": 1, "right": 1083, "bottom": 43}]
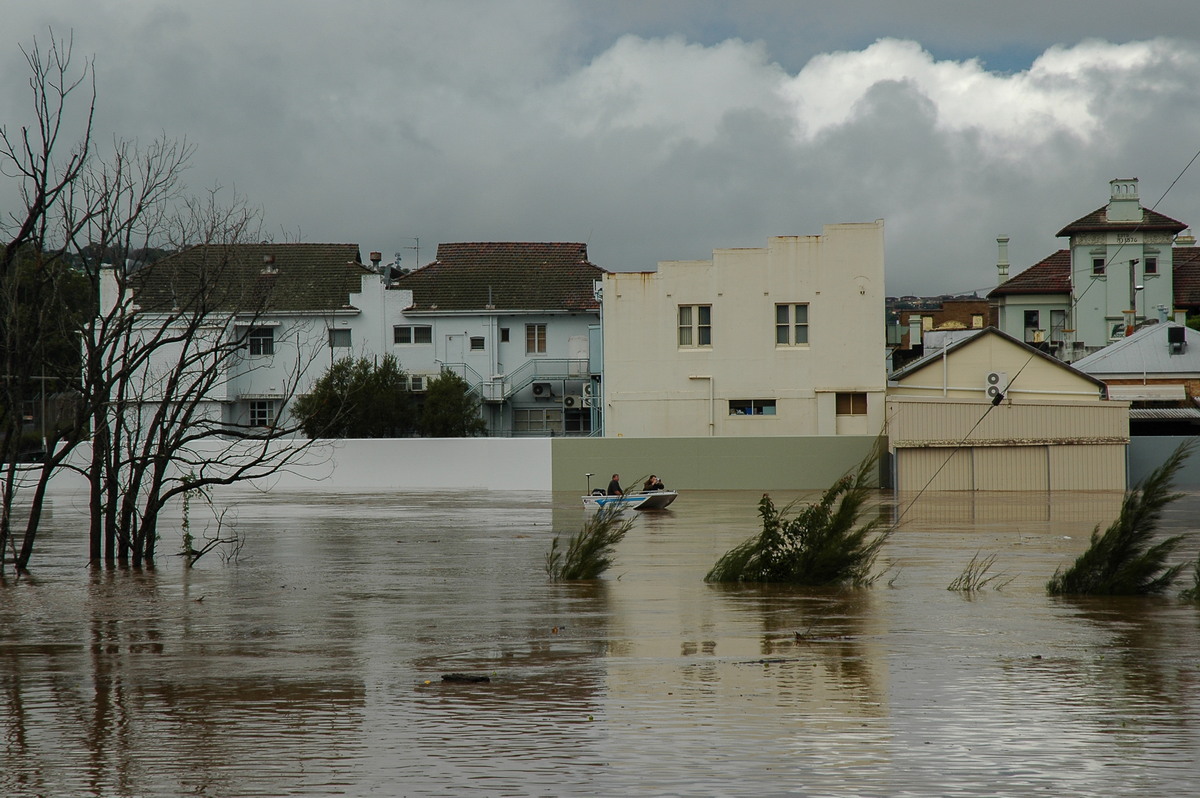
[{"left": 2, "top": 487, "right": 1200, "bottom": 797}]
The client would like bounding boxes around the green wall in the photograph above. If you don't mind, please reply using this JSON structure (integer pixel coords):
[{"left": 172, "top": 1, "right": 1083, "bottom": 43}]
[{"left": 551, "top": 435, "right": 881, "bottom": 493}]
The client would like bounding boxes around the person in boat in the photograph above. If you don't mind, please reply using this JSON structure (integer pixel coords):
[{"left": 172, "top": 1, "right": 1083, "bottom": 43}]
[
  {"left": 607, "top": 474, "right": 623, "bottom": 495},
  {"left": 643, "top": 475, "right": 665, "bottom": 491}
]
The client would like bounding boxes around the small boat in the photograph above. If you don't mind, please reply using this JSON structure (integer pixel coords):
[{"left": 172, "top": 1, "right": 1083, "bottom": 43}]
[{"left": 582, "top": 490, "right": 678, "bottom": 511}]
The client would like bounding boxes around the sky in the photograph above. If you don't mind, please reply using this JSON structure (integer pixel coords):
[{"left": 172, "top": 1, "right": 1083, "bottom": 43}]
[{"left": 4, "top": 1, "right": 1200, "bottom": 296}]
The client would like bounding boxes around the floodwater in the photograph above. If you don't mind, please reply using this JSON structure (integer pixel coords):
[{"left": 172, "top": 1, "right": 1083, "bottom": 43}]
[{"left": 2, "top": 487, "right": 1200, "bottom": 797}]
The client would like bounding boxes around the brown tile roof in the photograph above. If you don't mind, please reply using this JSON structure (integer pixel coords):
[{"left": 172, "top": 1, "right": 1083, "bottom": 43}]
[
  {"left": 131, "top": 243, "right": 369, "bottom": 313},
  {"left": 395, "top": 242, "right": 606, "bottom": 311},
  {"left": 989, "top": 246, "right": 1200, "bottom": 310},
  {"left": 1057, "top": 205, "right": 1187, "bottom": 237},
  {"left": 1172, "top": 247, "right": 1200, "bottom": 310},
  {"left": 987, "top": 250, "right": 1071, "bottom": 297}
]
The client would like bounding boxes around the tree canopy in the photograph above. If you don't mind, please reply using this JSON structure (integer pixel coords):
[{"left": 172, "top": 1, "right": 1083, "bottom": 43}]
[
  {"left": 420, "top": 370, "right": 487, "bottom": 438},
  {"left": 292, "top": 355, "right": 416, "bottom": 438}
]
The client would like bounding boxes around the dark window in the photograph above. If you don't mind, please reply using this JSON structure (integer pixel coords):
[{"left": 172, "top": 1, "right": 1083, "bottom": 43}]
[
  {"left": 1144, "top": 257, "right": 1158, "bottom": 275},
  {"left": 1092, "top": 258, "right": 1106, "bottom": 276},
  {"left": 329, "top": 329, "right": 352, "bottom": 348},
  {"left": 835, "top": 392, "right": 868, "bottom": 415},
  {"left": 1024, "top": 310, "right": 1040, "bottom": 329},
  {"left": 679, "top": 305, "right": 712, "bottom": 347},
  {"left": 775, "top": 303, "right": 809, "bottom": 345},
  {"left": 470, "top": 336, "right": 485, "bottom": 351},
  {"left": 249, "top": 400, "right": 276, "bottom": 427},
  {"left": 500, "top": 327, "right": 510, "bottom": 343},
  {"left": 728, "top": 399, "right": 776, "bottom": 416},
  {"left": 394, "top": 325, "right": 432, "bottom": 344},
  {"left": 248, "top": 327, "right": 274, "bottom": 356}
]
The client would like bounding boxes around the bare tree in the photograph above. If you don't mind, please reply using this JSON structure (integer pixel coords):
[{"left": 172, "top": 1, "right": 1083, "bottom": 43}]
[{"left": 2, "top": 31, "right": 326, "bottom": 572}]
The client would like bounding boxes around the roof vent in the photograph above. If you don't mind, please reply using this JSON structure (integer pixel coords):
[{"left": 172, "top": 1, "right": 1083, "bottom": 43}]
[
  {"left": 261, "top": 254, "right": 278, "bottom": 275},
  {"left": 1168, "top": 325, "right": 1186, "bottom": 354}
]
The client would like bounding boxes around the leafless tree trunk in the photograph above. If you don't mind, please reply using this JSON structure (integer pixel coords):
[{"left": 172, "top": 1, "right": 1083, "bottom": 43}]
[{"left": 3, "top": 30, "right": 325, "bottom": 572}]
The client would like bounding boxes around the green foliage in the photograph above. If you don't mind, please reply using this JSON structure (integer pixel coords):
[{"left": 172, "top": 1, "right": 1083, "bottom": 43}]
[
  {"left": 292, "top": 355, "right": 416, "bottom": 438},
  {"left": 545, "top": 504, "right": 636, "bottom": 581},
  {"left": 705, "top": 454, "right": 888, "bottom": 586},
  {"left": 948, "top": 551, "right": 1013, "bottom": 591},
  {"left": 419, "top": 369, "right": 487, "bottom": 437},
  {"left": 1047, "top": 442, "right": 1193, "bottom": 596},
  {"left": 1180, "top": 558, "right": 1200, "bottom": 602}
]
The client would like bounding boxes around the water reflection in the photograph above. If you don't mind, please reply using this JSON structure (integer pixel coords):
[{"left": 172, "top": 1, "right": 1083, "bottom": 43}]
[{"left": 1, "top": 487, "right": 1198, "bottom": 796}]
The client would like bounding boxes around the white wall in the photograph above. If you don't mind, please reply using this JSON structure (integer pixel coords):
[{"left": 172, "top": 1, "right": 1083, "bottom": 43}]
[{"left": 42, "top": 438, "right": 553, "bottom": 495}]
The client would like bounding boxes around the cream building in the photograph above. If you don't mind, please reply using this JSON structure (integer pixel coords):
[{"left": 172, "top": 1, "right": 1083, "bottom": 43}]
[
  {"left": 886, "top": 327, "right": 1126, "bottom": 491},
  {"left": 601, "top": 221, "right": 886, "bottom": 437}
]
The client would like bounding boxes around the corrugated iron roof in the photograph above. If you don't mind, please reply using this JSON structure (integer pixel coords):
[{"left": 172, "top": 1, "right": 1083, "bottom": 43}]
[{"left": 1072, "top": 323, "right": 1200, "bottom": 376}]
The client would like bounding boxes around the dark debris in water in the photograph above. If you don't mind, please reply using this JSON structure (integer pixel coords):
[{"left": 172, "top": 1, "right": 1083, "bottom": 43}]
[{"left": 441, "top": 673, "right": 491, "bottom": 683}]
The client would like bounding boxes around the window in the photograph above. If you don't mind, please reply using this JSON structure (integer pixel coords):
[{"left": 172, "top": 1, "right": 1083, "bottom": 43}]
[
  {"left": 1023, "top": 310, "right": 1040, "bottom": 329},
  {"left": 328, "top": 329, "right": 352, "bottom": 348},
  {"left": 835, "top": 392, "right": 867, "bottom": 416},
  {"left": 971, "top": 314, "right": 984, "bottom": 329},
  {"left": 1092, "top": 257, "right": 1106, "bottom": 276},
  {"left": 526, "top": 323, "right": 547, "bottom": 354},
  {"left": 249, "top": 400, "right": 276, "bottom": 427},
  {"left": 500, "top": 327, "right": 510, "bottom": 343},
  {"left": 729, "top": 399, "right": 776, "bottom": 416},
  {"left": 514, "top": 407, "right": 562, "bottom": 432},
  {"left": 678, "top": 305, "right": 712, "bottom": 347},
  {"left": 470, "top": 336, "right": 485, "bottom": 351},
  {"left": 394, "top": 325, "right": 432, "bottom": 344},
  {"left": 1145, "top": 257, "right": 1158, "bottom": 275},
  {"left": 248, "top": 327, "right": 274, "bottom": 356},
  {"left": 409, "top": 375, "right": 425, "bottom": 392},
  {"left": 775, "top": 304, "right": 808, "bottom": 345}
]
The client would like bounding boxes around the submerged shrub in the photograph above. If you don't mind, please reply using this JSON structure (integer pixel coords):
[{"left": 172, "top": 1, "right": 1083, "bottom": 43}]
[
  {"left": 947, "top": 551, "right": 1013, "bottom": 592},
  {"left": 545, "top": 504, "right": 636, "bottom": 581},
  {"left": 705, "top": 454, "right": 888, "bottom": 586},
  {"left": 1179, "top": 559, "right": 1200, "bottom": 602},
  {"left": 1047, "top": 442, "right": 1193, "bottom": 596}
]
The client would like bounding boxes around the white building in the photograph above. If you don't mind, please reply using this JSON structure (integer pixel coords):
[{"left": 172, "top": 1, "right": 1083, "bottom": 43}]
[
  {"left": 601, "top": 222, "right": 886, "bottom": 437},
  {"left": 989, "top": 178, "right": 1196, "bottom": 360},
  {"left": 385, "top": 242, "right": 606, "bottom": 436}
]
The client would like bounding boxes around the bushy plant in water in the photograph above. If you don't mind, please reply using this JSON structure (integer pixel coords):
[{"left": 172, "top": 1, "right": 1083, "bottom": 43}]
[
  {"left": 546, "top": 504, "right": 636, "bottom": 581},
  {"left": 1047, "top": 442, "right": 1193, "bottom": 596},
  {"left": 705, "top": 454, "right": 888, "bottom": 586}
]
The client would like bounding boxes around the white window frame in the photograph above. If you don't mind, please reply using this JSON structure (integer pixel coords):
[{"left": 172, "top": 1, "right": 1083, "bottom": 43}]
[
  {"left": 775, "top": 303, "right": 808, "bottom": 345},
  {"left": 678, "top": 305, "right": 712, "bottom": 348},
  {"left": 249, "top": 400, "right": 276, "bottom": 427},
  {"left": 248, "top": 327, "right": 275, "bottom": 356},
  {"left": 394, "top": 325, "right": 433, "bottom": 344},
  {"left": 526, "top": 323, "right": 547, "bottom": 355}
]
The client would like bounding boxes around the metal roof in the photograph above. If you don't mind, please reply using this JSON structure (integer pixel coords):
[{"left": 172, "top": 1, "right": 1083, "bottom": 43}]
[{"left": 1071, "top": 323, "right": 1200, "bottom": 376}]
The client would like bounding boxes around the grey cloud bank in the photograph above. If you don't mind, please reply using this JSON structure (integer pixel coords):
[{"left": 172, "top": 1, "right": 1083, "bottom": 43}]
[{"left": 4, "top": 1, "right": 1200, "bottom": 296}]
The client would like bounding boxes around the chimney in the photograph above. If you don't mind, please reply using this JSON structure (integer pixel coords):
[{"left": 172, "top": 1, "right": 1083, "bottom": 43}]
[
  {"left": 1177, "top": 229, "right": 1196, "bottom": 246},
  {"left": 1107, "top": 178, "right": 1143, "bottom": 223},
  {"left": 370, "top": 251, "right": 382, "bottom": 268},
  {"left": 996, "top": 235, "right": 1010, "bottom": 281},
  {"left": 261, "top": 254, "right": 277, "bottom": 275},
  {"left": 1175, "top": 309, "right": 1188, "bottom": 325},
  {"left": 908, "top": 315, "right": 923, "bottom": 351}
]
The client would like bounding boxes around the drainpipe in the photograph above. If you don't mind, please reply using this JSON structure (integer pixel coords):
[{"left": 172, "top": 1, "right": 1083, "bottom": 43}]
[{"left": 689, "top": 375, "right": 714, "bottom": 436}]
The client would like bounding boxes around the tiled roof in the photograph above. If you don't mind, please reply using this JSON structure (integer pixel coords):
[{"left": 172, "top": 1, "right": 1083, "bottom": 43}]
[
  {"left": 1172, "top": 247, "right": 1200, "bottom": 309},
  {"left": 1057, "top": 205, "right": 1187, "bottom": 236},
  {"left": 131, "top": 243, "right": 368, "bottom": 313},
  {"left": 395, "top": 242, "right": 606, "bottom": 311},
  {"left": 987, "top": 250, "right": 1071, "bottom": 297},
  {"left": 989, "top": 246, "right": 1200, "bottom": 308}
]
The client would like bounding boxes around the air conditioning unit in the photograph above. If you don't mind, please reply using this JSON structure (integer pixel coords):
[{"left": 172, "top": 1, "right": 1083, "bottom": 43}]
[
  {"left": 532, "top": 382, "right": 552, "bottom": 398},
  {"left": 583, "top": 383, "right": 594, "bottom": 397},
  {"left": 563, "top": 394, "right": 584, "bottom": 409},
  {"left": 984, "top": 371, "right": 1008, "bottom": 401}
]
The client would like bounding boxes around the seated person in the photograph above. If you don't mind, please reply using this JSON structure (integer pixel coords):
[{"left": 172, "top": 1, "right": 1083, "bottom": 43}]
[
  {"left": 607, "top": 474, "right": 623, "bottom": 495},
  {"left": 643, "top": 475, "right": 665, "bottom": 491}
]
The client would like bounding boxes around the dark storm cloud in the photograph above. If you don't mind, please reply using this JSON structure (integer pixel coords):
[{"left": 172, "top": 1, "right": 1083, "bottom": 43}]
[{"left": 4, "top": 2, "right": 1200, "bottom": 294}]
